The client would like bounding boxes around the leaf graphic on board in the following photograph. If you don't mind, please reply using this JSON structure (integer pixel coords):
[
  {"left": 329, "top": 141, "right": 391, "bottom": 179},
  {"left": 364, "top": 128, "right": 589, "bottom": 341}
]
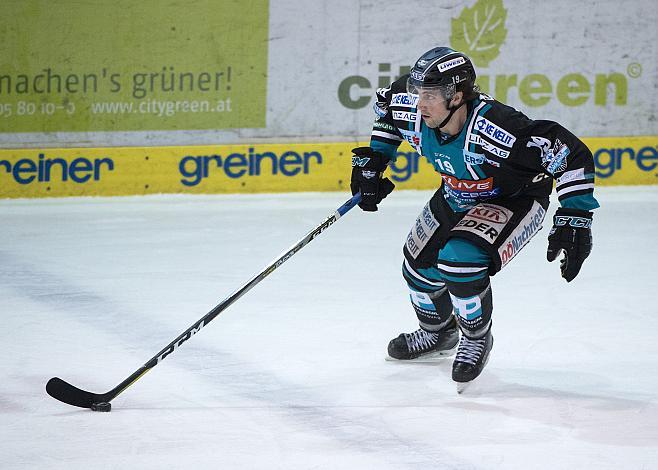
[{"left": 450, "top": 0, "right": 507, "bottom": 67}]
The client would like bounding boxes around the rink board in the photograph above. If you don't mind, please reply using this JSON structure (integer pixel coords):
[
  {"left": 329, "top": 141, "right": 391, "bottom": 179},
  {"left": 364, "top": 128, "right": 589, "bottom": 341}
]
[{"left": 0, "top": 136, "right": 656, "bottom": 198}]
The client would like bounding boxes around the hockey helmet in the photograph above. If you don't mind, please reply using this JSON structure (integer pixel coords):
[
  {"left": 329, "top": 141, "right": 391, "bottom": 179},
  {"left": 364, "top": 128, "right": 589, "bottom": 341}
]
[{"left": 407, "top": 47, "right": 476, "bottom": 100}]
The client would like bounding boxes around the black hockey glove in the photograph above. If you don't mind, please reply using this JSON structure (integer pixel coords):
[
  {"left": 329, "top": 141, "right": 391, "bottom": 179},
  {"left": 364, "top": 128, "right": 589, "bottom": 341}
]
[
  {"left": 350, "top": 147, "right": 395, "bottom": 212},
  {"left": 547, "top": 208, "right": 593, "bottom": 282}
]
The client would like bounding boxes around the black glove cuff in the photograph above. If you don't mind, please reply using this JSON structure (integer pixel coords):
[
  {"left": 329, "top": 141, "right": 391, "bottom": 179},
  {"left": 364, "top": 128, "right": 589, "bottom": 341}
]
[
  {"left": 351, "top": 147, "right": 390, "bottom": 171},
  {"left": 553, "top": 208, "right": 593, "bottom": 229}
]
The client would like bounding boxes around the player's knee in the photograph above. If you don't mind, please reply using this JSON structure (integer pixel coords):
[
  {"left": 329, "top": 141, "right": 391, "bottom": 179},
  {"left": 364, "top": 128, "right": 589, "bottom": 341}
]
[
  {"left": 437, "top": 238, "right": 490, "bottom": 289},
  {"left": 402, "top": 259, "right": 443, "bottom": 292},
  {"left": 443, "top": 274, "right": 489, "bottom": 297}
]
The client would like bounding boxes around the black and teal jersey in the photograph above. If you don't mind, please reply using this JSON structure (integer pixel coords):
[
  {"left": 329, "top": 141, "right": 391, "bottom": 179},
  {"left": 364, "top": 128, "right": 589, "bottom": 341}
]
[{"left": 370, "top": 75, "right": 599, "bottom": 212}]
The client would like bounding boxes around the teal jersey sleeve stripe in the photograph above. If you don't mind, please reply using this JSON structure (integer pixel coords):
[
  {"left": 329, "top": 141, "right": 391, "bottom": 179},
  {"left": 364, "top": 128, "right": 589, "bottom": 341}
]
[
  {"left": 371, "top": 140, "right": 400, "bottom": 162},
  {"left": 560, "top": 193, "right": 600, "bottom": 210}
]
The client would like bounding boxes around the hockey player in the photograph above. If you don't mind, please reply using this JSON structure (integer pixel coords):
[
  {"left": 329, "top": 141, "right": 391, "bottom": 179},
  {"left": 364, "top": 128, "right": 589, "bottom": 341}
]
[{"left": 350, "top": 47, "right": 598, "bottom": 390}]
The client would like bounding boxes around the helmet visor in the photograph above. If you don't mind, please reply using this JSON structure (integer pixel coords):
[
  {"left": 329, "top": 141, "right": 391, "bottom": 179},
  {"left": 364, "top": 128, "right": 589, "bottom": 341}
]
[{"left": 406, "top": 77, "right": 455, "bottom": 103}]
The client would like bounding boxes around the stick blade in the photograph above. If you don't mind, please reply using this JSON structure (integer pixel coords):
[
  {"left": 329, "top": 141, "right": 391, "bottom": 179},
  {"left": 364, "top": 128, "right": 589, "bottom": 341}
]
[{"left": 46, "top": 377, "right": 105, "bottom": 409}]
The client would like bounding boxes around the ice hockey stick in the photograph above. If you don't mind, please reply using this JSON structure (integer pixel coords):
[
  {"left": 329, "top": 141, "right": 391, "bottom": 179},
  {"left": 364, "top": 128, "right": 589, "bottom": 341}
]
[{"left": 46, "top": 192, "right": 362, "bottom": 411}]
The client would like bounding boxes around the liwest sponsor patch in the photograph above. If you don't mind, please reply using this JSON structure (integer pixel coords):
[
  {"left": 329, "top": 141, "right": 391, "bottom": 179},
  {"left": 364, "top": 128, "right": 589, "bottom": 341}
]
[
  {"left": 474, "top": 117, "right": 516, "bottom": 147},
  {"left": 452, "top": 203, "right": 513, "bottom": 243},
  {"left": 438, "top": 56, "right": 466, "bottom": 72},
  {"left": 498, "top": 201, "right": 546, "bottom": 266}
]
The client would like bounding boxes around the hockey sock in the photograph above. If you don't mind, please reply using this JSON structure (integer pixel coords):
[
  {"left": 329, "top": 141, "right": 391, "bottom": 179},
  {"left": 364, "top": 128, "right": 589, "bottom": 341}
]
[
  {"left": 408, "top": 285, "right": 455, "bottom": 331},
  {"left": 444, "top": 275, "right": 492, "bottom": 339},
  {"left": 437, "top": 237, "right": 493, "bottom": 338}
]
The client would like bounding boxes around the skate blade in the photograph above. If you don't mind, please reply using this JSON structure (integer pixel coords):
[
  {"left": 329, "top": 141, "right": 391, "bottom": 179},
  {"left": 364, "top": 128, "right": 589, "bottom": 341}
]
[{"left": 385, "top": 346, "right": 456, "bottom": 363}]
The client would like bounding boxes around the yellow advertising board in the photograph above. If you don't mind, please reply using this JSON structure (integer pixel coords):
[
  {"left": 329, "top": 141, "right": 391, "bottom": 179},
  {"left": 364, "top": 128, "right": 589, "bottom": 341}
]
[
  {"left": 0, "top": 137, "right": 655, "bottom": 198},
  {"left": 0, "top": 1, "right": 268, "bottom": 133}
]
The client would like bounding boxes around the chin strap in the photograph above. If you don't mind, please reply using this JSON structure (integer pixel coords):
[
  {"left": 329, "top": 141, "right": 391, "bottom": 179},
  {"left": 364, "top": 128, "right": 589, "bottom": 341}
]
[{"left": 437, "top": 100, "right": 465, "bottom": 131}]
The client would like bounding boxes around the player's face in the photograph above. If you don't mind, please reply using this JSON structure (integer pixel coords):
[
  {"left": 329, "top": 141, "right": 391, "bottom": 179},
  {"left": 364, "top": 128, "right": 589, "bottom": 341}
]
[{"left": 416, "top": 88, "right": 451, "bottom": 128}]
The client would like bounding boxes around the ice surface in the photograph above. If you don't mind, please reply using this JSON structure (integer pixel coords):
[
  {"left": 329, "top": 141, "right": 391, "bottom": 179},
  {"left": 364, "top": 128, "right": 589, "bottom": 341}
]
[{"left": 1, "top": 187, "right": 657, "bottom": 469}]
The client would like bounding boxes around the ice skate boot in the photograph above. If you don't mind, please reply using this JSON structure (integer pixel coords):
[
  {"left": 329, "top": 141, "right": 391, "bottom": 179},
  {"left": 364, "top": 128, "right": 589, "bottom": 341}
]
[
  {"left": 387, "top": 316, "right": 459, "bottom": 361},
  {"left": 452, "top": 329, "right": 493, "bottom": 393}
]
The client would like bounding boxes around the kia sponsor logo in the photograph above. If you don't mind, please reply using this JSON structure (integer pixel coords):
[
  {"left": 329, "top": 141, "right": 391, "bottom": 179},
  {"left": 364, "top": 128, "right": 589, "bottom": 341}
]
[
  {"left": 453, "top": 203, "right": 513, "bottom": 244},
  {"left": 468, "top": 204, "right": 512, "bottom": 224}
]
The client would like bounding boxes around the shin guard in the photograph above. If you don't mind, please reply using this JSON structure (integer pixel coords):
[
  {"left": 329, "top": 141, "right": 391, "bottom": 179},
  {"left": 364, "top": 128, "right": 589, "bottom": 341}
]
[
  {"left": 408, "top": 285, "right": 455, "bottom": 332},
  {"left": 445, "top": 276, "right": 492, "bottom": 339}
]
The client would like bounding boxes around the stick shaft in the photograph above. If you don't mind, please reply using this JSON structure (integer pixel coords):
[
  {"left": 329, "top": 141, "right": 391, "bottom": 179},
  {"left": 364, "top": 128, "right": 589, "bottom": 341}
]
[{"left": 47, "top": 193, "right": 362, "bottom": 407}]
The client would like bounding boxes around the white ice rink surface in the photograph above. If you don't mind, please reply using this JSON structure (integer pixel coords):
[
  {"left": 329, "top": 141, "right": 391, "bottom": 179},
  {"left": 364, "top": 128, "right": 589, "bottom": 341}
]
[{"left": 1, "top": 187, "right": 657, "bottom": 470}]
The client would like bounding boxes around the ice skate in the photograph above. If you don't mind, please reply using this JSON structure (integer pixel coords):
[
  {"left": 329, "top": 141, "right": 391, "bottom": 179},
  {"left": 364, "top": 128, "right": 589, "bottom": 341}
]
[
  {"left": 452, "top": 329, "right": 493, "bottom": 393},
  {"left": 386, "top": 317, "right": 459, "bottom": 362}
]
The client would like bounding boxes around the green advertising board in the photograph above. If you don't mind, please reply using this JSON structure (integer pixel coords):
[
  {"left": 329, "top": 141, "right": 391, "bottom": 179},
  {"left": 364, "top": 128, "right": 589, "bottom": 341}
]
[{"left": 0, "top": 0, "right": 269, "bottom": 132}]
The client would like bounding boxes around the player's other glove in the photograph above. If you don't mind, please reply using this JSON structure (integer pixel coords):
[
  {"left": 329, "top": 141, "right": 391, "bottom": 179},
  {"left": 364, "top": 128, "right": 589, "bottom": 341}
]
[
  {"left": 350, "top": 147, "right": 395, "bottom": 212},
  {"left": 547, "top": 208, "right": 593, "bottom": 282}
]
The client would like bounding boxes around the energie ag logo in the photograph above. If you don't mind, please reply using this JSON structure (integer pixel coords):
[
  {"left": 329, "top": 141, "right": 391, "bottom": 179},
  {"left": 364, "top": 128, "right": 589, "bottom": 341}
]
[{"left": 338, "top": 0, "right": 640, "bottom": 110}]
